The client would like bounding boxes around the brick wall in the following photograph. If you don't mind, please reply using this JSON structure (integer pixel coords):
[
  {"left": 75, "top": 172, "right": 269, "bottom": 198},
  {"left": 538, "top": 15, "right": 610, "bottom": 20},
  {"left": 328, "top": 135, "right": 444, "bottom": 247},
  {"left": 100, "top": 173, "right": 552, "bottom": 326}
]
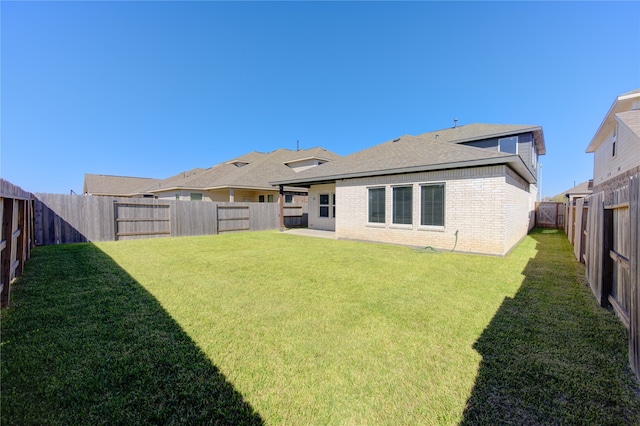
[{"left": 325, "top": 165, "right": 532, "bottom": 256}]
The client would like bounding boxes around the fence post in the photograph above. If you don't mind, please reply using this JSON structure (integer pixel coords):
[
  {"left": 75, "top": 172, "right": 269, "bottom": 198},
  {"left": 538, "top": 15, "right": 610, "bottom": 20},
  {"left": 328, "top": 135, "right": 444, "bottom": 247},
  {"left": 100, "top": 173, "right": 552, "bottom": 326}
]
[
  {"left": 279, "top": 185, "right": 285, "bottom": 232},
  {"left": 1, "top": 198, "right": 14, "bottom": 307},
  {"left": 629, "top": 176, "right": 640, "bottom": 378}
]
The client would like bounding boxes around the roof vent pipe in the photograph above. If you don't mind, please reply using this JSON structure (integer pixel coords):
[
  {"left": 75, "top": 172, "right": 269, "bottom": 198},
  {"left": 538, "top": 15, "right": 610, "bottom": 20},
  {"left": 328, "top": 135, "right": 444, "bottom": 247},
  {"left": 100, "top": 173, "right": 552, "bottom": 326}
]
[{"left": 454, "top": 118, "right": 458, "bottom": 128}]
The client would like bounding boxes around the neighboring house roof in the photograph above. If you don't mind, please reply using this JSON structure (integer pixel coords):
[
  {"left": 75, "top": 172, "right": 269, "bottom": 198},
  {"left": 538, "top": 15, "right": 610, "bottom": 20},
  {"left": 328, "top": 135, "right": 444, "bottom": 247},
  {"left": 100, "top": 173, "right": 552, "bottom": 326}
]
[
  {"left": 563, "top": 180, "right": 593, "bottom": 197},
  {"left": 272, "top": 123, "right": 543, "bottom": 187},
  {"left": 142, "top": 147, "right": 340, "bottom": 193},
  {"left": 83, "top": 174, "right": 161, "bottom": 196},
  {"left": 586, "top": 89, "right": 640, "bottom": 153}
]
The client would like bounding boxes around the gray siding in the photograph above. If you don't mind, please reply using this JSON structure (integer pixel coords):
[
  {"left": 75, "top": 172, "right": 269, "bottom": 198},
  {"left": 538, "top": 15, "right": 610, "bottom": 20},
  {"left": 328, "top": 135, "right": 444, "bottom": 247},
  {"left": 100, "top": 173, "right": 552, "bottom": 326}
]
[{"left": 461, "top": 132, "right": 538, "bottom": 180}]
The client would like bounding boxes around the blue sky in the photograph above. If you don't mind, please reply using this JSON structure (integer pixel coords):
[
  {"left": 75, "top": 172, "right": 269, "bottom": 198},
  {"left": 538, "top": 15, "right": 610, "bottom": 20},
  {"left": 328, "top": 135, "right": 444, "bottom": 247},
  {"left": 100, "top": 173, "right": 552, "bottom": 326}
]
[{"left": 2, "top": 1, "right": 639, "bottom": 198}]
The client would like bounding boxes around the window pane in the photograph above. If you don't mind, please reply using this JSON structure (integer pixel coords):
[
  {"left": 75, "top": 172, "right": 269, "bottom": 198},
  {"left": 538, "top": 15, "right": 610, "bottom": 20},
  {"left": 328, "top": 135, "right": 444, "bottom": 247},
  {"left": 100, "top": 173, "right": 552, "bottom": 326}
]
[
  {"left": 393, "top": 186, "right": 412, "bottom": 225},
  {"left": 421, "top": 184, "right": 444, "bottom": 226},
  {"left": 190, "top": 193, "right": 202, "bottom": 201},
  {"left": 268, "top": 194, "right": 274, "bottom": 202},
  {"left": 499, "top": 136, "right": 517, "bottom": 154},
  {"left": 285, "top": 194, "right": 293, "bottom": 203},
  {"left": 259, "top": 195, "right": 265, "bottom": 202},
  {"left": 319, "top": 194, "right": 329, "bottom": 218},
  {"left": 368, "top": 188, "right": 385, "bottom": 223}
]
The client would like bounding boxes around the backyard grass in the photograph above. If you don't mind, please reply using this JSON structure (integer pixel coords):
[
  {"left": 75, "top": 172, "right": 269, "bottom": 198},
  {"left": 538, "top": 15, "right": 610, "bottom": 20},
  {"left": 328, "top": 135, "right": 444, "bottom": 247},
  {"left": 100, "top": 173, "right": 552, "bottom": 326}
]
[{"left": 1, "top": 229, "right": 639, "bottom": 424}]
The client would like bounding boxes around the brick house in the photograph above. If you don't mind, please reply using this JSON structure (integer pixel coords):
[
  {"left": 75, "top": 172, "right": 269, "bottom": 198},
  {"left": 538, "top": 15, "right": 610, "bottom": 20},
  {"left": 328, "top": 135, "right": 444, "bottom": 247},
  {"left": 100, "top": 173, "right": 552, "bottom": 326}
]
[{"left": 273, "top": 124, "right": 545, "bottom": 256}]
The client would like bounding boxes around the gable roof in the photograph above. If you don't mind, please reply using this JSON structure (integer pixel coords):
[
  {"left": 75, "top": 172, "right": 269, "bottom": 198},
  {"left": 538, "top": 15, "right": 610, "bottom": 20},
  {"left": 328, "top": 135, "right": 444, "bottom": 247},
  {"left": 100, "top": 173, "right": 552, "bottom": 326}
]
[
  {"left": 83, "top": 174, "right": 161, "bottom": 196},
  {"left": 616, "top": 109, "right": 640, "bottom": 139},
  {"left": 142, "top": 147, "right": 340, "bottom": 193},
  {"left": 586, "top": 89, "right": 640, "bottom": 153},
  {"left": 272, "top": 123, "right": 543, "bottom": 187}
]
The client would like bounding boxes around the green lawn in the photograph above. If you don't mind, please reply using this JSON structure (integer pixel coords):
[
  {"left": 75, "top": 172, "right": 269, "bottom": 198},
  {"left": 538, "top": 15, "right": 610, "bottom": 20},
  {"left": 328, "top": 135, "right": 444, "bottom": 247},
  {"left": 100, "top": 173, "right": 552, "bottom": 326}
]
[{"left": 2, "top": 229, "right": 639, "bottom": 424}]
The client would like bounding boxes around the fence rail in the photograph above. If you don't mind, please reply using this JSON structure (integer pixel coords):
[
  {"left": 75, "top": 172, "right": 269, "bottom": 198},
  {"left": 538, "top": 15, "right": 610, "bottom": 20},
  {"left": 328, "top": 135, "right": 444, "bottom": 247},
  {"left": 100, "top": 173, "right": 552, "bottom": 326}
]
[
  {"left": 1, "top": 179, "right": 35, "bottom": 308},
  {"left": 34, "top": 194, "right": 302, "bottom": 245}
]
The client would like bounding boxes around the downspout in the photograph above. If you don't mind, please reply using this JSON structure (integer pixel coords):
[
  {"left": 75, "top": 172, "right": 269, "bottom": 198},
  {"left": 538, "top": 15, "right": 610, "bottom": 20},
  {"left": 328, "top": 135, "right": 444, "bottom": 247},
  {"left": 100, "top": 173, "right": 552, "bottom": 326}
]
[{"left": 279, "top": 185, "right": 285, "bottom": 232}]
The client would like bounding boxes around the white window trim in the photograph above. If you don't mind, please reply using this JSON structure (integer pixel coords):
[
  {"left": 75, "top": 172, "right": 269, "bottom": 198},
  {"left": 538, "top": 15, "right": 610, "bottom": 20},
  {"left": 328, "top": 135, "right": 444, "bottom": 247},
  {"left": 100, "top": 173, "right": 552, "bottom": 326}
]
[
  {"left": 498, "top": 136, "right": 518, "bottom": 154},
  {"left": 391, "top": 184, "right": 413, "bottom": 226},
  {"left": 367, "top": 186, "right": 386, "bottom": 225},
  {"left": 418, "top": 182, "right": 446, "bottom": 229}
]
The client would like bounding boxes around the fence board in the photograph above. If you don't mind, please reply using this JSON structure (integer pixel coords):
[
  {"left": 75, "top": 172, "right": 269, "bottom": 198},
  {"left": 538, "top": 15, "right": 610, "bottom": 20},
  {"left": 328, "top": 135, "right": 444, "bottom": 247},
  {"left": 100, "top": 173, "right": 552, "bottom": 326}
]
[
  {"left": 585, "top": 192, "right": 604, "bottom": 304},
  {"left": 574, "top": 198, "right": 585, "bottom": 262},
  {"left": 629, "top": 175, "right": 640, "bottom": 378}
]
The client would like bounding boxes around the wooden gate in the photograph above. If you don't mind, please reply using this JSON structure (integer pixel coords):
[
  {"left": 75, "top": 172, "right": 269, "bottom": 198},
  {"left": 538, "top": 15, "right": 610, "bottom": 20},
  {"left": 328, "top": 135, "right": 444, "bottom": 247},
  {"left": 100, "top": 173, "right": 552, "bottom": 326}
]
[
  {"left": 114, "top": 201, "right": 171, "bottom": 240},
  {"left": 217, "top": 205, "right": 250, "bottom": 233},
  {"left": 536, "top": 202, "right": 564, "bottom": 229},
  {"left": 605, "top": 186, "right": 632, "bottom": 327}
]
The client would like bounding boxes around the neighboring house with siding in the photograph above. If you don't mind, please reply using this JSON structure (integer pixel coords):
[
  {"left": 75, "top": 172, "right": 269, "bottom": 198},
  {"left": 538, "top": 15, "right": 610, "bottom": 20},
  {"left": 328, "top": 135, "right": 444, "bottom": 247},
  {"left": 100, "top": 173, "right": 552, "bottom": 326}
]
[
  {"left": 586, "top": 89, "right": 640, "bottom": 204},
  {"left": 83, "top": 174, "right": 161, "bottom": 197},
  {"left": 273, "top": 123, "right": 545, "bottom": 256},
  {"left": 562, "top": 180, "right": 593, "bottom": 205}
]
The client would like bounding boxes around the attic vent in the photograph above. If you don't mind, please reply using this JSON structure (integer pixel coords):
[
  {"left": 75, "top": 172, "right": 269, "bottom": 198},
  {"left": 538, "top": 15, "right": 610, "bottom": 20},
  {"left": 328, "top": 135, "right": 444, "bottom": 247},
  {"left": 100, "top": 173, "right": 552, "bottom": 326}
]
[
  {"left": 393, "top": 138, "right": 401, "bottom": 142},
  {"left": 435, "top": 134, "right": 439, "bottom": 140}
]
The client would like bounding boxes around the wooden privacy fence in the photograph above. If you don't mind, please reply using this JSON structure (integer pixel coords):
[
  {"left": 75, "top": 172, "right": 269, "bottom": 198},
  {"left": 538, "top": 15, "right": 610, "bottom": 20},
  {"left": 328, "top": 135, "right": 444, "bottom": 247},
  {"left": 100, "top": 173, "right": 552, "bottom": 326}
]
[
  {"left": 582, "top": 174, "right": 640, "bottom": 379},
  {"left": 35, "top": 193, "right": 304, "bottom": 245},
  {"left": 1, "top": 179, "right": 35, "bottom": 308}
]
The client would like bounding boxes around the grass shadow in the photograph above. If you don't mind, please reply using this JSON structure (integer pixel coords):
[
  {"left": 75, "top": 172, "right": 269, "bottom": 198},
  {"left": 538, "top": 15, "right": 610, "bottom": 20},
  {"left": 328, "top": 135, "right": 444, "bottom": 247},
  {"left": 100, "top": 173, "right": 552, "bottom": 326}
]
[
  {"left": 460, "top": 229, "right": 640, "bottom": 424},
  {"left": 1, "top": 243, "right": 263, "bottom": 425}
]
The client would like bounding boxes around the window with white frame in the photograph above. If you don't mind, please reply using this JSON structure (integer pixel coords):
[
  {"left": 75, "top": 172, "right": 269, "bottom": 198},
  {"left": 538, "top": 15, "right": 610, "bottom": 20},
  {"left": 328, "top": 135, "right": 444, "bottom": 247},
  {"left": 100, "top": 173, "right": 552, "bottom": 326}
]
[
  {"left": 612, "top": 125, "right": 617, "bottom": 157},
  {"left": 420, "top": 184, "right": 445, "bottom": 227},
  {"left": 392, "top": 186, "right": 412, "bottom": 225},
  {"left": 368, "top": 187, "right": 385, "bottom": 223},
  {"left": 499, "top": 136, "right": 518, "bottom": 154},
  {"left": 190, "top": 193, "right": 203, "bottom": 201},
  {"left": 319, "top": 194, "right": 330, "bottom": 218}
]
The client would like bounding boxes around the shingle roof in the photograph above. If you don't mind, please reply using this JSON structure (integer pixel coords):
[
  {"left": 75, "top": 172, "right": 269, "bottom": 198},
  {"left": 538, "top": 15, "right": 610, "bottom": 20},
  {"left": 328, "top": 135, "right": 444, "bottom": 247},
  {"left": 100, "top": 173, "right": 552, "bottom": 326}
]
[
  {"left": 83, "top": 174, "right": 161, "bottom": 196},
  {"left": 416, "top": 123, "right": 544, "bottom": 148},
  {"left": 272, "top": 123, "right": 543, "bottom": 186},
  {"left": 563, "top": 180, "right": 592, "bottom": 196},
  {"left": 142, "top": 147, "right": 340, "bottom": 193}
]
